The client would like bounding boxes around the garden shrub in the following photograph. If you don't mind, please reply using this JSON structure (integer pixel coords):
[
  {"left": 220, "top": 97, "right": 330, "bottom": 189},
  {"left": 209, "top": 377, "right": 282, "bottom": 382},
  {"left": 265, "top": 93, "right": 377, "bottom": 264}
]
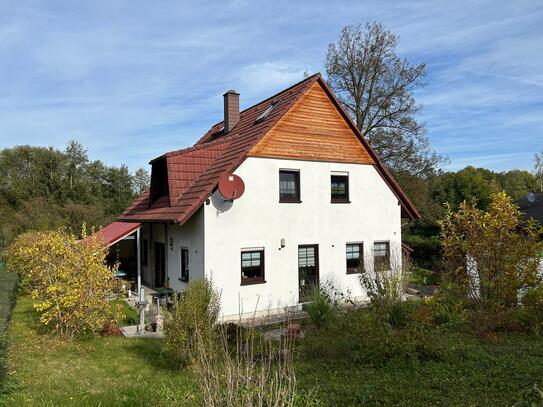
[
  {"left": 439, "top": 192, "right": 543, "bottom": 336},
  {"left": 0, "top": 268, "right": 17, "bottom": 391},
  {"left": 440, "top": 191, "right": 543, "bottom": 308},
  {"left": 304, "top": 285, "right": 336, "bottom": 329},
  {"left": 163, "top": 279, "right": 220, "bottom": 365},
  {"left": 2, "top": 227, "right": 121, "bottom": 339}
]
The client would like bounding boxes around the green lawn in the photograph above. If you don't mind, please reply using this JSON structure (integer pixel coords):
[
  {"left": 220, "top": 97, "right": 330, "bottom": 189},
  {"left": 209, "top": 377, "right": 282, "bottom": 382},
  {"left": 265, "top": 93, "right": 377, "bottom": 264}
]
[
  {"left": 0, "top": 298, "right": 197, "bottom": 407},
  {"left": 2, "top": 298, "right": 543, "bottom": 406}
]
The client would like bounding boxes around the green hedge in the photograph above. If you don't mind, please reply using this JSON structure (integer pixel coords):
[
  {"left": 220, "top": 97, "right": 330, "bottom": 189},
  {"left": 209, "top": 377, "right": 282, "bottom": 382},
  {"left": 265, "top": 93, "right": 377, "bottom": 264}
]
[{"left": 0, "top": 265, "right": 18, "bottom": 391}]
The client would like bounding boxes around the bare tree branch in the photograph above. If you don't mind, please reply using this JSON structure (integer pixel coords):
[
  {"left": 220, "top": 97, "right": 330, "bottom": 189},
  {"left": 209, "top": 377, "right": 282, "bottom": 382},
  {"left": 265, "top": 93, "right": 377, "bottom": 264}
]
[{"left": 325, "top": 22, "right": 446, "bottom": 176}]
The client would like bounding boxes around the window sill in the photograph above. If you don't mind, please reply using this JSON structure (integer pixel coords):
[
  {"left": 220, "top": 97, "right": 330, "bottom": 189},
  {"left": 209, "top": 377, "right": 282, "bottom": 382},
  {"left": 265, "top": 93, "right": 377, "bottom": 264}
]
[
  {"left": 346, "top": 269, "right": 361, "bottom": 275},
  {"left": 240, "top": 279, "right": 266, "bottom": 286},
  {"left": 178, "top": 278, "right": 189, "bottom": 283},
  {"left": 279, "top": 200, "right": 302, "bottom": 204},
  {"left": 331, "top": 200, "right": 351, "bottom": 204}
]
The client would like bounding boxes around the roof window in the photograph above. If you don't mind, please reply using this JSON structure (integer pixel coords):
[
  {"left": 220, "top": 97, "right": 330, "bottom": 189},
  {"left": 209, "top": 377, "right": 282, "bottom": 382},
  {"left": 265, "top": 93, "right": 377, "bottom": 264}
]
[{"left": 255, "top": 101, "right": 278, "bottom": 123}]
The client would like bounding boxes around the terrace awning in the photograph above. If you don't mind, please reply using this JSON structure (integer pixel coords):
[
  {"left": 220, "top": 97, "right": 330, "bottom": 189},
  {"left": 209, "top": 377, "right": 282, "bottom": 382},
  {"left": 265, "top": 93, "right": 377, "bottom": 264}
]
[{"left": 94, "top": 221, "right": 141, "bottom": 247}]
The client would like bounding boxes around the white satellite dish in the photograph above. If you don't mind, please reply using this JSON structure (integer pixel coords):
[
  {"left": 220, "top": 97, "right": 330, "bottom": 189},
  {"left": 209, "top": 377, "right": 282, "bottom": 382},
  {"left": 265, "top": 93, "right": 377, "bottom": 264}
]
[{"left": 527, "top": 192, "right": 536, "bottom": 203}]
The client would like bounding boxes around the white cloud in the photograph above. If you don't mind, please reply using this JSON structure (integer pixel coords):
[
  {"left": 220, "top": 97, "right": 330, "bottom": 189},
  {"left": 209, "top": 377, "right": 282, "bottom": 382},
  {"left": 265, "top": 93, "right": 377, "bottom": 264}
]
[
  {"left": 0, "top": 0, "right": 541, "bottom": 173},
  {"left": 237, "top": 62, "right": 309, "bottom": 97}
]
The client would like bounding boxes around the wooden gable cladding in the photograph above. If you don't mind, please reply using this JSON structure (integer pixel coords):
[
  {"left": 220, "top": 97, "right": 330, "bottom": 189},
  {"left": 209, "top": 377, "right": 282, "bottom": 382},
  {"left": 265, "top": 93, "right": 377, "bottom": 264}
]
[{"left": 248, "top": 82, "right": 375, "bottom": 164}]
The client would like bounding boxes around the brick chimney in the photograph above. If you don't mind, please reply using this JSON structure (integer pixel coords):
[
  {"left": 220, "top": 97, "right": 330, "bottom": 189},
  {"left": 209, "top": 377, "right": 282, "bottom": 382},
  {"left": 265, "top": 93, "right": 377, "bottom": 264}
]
[{"left": 223, "top": 90, "right": 240, "bottom": 133}]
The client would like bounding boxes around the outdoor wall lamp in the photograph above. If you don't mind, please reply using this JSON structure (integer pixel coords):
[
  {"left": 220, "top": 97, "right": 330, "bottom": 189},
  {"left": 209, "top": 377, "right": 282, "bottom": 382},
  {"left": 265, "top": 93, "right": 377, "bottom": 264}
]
[{"left": 280, "top": 238, "right": 286, "bottom": 248}]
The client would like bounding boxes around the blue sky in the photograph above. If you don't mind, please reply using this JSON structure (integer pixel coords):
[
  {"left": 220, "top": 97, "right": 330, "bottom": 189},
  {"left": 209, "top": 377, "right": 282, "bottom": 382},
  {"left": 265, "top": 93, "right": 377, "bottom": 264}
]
[{"left": 0, "top": 0, "right": 541, "bottom": 173}]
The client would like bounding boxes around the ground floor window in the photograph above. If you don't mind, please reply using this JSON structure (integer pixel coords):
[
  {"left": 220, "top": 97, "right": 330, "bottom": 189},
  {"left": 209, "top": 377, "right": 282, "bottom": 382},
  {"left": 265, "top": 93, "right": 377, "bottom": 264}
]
[
  {"left": 241, "top": 249, "right": 265, "bottom": 285},
  {"left": 374, "top": 241, "right": 390, "bottom": 270},
  {"left": 346, "top": 242, "right": 363, "bottom": 274},
  {"left": 180, "top": 247, "right": 189, "bottom": 282}
]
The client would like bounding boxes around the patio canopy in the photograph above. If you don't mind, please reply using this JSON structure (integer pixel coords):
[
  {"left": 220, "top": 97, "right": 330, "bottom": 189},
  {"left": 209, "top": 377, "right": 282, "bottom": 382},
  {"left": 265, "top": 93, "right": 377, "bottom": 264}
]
[{"left": 94, "top": 221, "right": 141, "bottom": 247}]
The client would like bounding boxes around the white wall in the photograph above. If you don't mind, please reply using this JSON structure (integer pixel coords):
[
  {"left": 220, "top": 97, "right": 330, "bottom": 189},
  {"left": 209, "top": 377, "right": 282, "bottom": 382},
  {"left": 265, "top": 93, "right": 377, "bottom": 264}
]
[
  {"left": 204, "top": 157, "right": 402, "bottom": 318},
  {"left": 166, "top": 207, "right": 205, "bottom": 292}
]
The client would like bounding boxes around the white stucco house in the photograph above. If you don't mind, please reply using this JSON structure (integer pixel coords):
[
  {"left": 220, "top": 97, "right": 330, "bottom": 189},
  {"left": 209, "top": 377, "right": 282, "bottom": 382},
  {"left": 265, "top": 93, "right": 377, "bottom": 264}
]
[{"left": 108, "top": 73, "right": 419, "bottom": 319}]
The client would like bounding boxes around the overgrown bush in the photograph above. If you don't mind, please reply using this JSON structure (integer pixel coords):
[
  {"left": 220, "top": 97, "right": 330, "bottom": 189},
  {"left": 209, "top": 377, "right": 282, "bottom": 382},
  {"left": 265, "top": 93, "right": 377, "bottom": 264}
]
[
  {"left": 2, "top": 227, "right": 121, "bottom": 339},
  {"left": 304, "top": 285, "right": 336, "bottom": 329},
  {"left": 0, "top": 268, "right": 17, "bottom": 390},
  {"left": 163, "top": 279, "right": 220, "bottom": 365},
  {"left": 440, "top": 191, "right": 543, "bottom": 307}
]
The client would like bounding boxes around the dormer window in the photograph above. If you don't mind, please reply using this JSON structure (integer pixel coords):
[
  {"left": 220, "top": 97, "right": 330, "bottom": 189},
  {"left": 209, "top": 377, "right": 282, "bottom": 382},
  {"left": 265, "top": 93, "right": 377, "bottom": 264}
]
[{"left": 149, "top": 158, "right": 169, "bottom": 206}]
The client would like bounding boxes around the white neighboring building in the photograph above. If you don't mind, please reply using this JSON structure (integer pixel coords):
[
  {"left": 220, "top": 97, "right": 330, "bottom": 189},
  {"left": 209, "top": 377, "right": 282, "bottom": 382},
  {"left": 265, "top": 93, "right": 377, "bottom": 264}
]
[{"left": 116, "top": 73, "right": 419, "bottom": 319}]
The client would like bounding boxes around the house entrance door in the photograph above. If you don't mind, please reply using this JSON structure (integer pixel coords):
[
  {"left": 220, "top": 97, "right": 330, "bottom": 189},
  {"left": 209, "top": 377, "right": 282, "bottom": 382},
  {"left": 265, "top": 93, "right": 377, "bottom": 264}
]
[
  {"left": 298, "top": 244, "right": 319, "bottom": 302},
  {"left": 154, "top": 242, "right": 166, "bottom": 287}
]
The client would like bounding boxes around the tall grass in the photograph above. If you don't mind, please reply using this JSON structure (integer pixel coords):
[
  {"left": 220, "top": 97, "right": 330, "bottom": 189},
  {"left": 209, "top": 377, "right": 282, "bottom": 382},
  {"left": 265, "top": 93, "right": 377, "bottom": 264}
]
[
  {"left": 359, "top": 254, "right": 408, "bottom": 328},
  {"left": 165, "top": 280, "right": 320, "bottom": 406},
  {"left": 190, "top": 324, "right": 320, "bottom": 407}
]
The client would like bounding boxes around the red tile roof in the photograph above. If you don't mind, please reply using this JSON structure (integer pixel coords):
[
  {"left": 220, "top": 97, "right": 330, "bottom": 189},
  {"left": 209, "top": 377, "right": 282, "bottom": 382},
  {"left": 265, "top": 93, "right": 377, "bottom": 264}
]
[
  {"left": 118, "top": 73, "right": 419, "bottom": 223},
  {"left": 93, "top": 221, "right": 141, "bottom": 246}
]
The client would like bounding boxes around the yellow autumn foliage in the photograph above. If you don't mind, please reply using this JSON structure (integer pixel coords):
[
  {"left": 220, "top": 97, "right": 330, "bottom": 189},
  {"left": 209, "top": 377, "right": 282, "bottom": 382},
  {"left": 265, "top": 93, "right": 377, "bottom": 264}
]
[
  {"left": 3, "top": 225, "right": 121, "bottom": 339},
  {"left": 440, "top": 191, "right": 543, "bottom": 307}
]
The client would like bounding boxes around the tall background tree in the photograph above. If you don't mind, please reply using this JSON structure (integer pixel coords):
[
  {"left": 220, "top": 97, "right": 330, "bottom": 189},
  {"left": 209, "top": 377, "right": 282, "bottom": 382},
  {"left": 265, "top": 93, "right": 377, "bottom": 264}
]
[
  {"left": 0, "top": 141, "right": 150, "bottom": 248},
  {"left": 133, "top": 168, "right": 151, "bottom": 195},
  {"left": 325, "top": 22, "right": 444, "bottom": 176}
]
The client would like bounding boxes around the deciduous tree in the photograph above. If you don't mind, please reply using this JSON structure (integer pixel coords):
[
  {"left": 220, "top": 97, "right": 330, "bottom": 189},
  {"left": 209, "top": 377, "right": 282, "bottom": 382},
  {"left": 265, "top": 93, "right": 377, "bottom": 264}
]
[{"left": 325, "top": 22, "right": 444, "bottom": 176}]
